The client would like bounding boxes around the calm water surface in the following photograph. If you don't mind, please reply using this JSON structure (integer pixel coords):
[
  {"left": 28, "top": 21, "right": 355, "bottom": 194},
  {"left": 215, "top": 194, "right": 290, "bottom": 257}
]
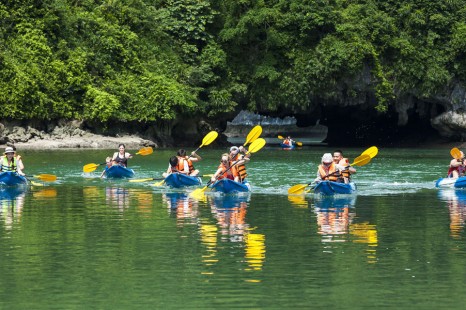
[{"left": 1, "top": 147, "right": 465, "bottom": 308}]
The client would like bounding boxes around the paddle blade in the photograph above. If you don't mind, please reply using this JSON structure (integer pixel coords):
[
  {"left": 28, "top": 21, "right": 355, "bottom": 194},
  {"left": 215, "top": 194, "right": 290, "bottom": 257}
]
[
  {"left": 451, "top": 147, "right": 462, "bottom": 159},
  {"left": 136, "top": 147, "right": 153, "bottom": 156},
  {"left": 152, "top": 180, "right": 165, "bottom": 187},
  {"left": 288, "top": 184, "right": 309, "bottom": 195},
  {"left": 351, "top": 154, "right": 371, "bottom": 166},
  {"left": 31, "top": 181, "right": 45, "bottom": 187},
  {"left": 244, "top": 125, "right": 262, "bottom": 146},
  {"left": 190, "top": 186, "right": 209, "bottom": 198},
  {"left": 278, "top": 135, "right": 284, "bottom": 140},
  {"left": 247, "top": 138, "right": 266, "bottom": 154},
  {"left": 296, "top": 142, "right": 303, "bottom": 147},
  {"left": 362, "top": 146, "right": 378, "bottom": 159},
  {"left": 201, "top": 131, "right": 219, "bottom": 147},
  {"left": 83, "top": 163, "right": 100, "bottom": 173},
  {"left": 33, "top": 174, "right": 57, "bottom": 182}
]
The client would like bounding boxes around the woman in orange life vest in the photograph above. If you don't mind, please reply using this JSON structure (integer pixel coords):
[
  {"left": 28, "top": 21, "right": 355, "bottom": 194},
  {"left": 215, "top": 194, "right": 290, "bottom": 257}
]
[
  {"left": 211, "top": 153, "right": 240, "bottom": 183},
  {"left": 0, "top": 147, "right": 25, "bottom": 176},
  {"left": 315, "top": 153, "right": 343, "bottom": 183},
  {"left": 229, "top": 146, "right": 250, "bottom": 182},
  {"left": 333, "top": 150, "right": 356, "bottom": 184},
  {"left": 448, "top": 151, "right": 466, "bottom": 178},
  {"left": 176, "top": 149, "right": 201, "bottom": 176}
]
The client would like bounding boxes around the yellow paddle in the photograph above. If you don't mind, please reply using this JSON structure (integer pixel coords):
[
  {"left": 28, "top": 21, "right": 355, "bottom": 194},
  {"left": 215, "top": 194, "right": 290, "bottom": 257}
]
[
  {"left": 362, "top": 146, "right": 379, "bottom": 159},
  {"left": 83, "top": 146, "right": 153, "bottom": 173},
  {"left": 278, "top": 135, "right": 303, "bottom": 147},
  {"left": 244, "top": 125, "right": 262, "bottom": 146},
  {"left": 287, "top": 154, "right": 372, "bottom": 195},
  {"left": 451, "top": 147, "right": 462, "bottom": 160},
  {"left": 26, "top": 174, "right": 57, "bottom": 182},
  {"left": 190, "top": 138, "right": 266, "bottom": 197},
  {"left": 192, "top": 131, "right": 219, "bottom": 154}
]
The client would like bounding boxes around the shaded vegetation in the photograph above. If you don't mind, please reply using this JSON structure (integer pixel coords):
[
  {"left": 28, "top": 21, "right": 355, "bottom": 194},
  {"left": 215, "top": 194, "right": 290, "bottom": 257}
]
[{"left": 0, "top": 0, "right": 465, "bottom": 124}]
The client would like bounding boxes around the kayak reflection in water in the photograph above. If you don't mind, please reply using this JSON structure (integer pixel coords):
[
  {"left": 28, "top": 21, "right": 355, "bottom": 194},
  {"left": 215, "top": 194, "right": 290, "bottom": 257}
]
[{"left": 313, "top": 197, "right": 356, "bottom": 242}]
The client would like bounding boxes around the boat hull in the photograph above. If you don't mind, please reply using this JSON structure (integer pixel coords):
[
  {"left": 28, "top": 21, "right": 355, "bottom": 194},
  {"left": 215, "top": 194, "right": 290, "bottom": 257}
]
[
  {"left": 435, "top": 176, "right": 466, "bottom": 188},
  {"left": 104, "top": 165, "right": 135, "bottom": 179},
  {"left": 211, "top": 179, "right": 251, "bottom": 193},
  {"left": 165, "top": 173, "right": 201, "bottom": 188},
  {"left": 0, "top": 172, "right": 28, "bottom": 186},
  {"left": 313, "top": 181, "right": 356, "bottom": 195},
  {"left": 280, "top": 143, "right": 295, "bottom": 149}
]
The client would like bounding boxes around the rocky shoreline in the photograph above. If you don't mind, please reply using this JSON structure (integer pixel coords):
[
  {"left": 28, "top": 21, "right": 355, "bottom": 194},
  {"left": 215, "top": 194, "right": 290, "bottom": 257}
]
[{"left": 0, "top": 121, "right": 157, "bottom": 150}]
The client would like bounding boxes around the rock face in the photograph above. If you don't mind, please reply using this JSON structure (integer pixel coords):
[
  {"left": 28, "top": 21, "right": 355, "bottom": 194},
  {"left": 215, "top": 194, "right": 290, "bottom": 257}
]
[
  {"left": 0, "top": 120, "right": 157, "bottom": 149},
  {"left": 223, "top": 111, "right": 328, "bottom": 145},
  {"left": 430, "top": 84, "right": 466, "bottom": 140}
]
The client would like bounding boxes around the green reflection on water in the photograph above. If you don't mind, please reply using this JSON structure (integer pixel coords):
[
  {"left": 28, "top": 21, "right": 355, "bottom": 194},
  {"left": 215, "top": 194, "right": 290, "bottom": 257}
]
[{"left": 0, "top": 148, "right": 465, "bottom": 308}]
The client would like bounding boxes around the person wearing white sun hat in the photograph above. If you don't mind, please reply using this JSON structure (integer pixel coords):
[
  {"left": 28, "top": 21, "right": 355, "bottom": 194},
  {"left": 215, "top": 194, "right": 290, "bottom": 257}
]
[
  {"left": 0, "top": 147, "right": 25, "bottom": 176},
  {"left": 314, "top": 153, "right": 342, "bottom": 183}
]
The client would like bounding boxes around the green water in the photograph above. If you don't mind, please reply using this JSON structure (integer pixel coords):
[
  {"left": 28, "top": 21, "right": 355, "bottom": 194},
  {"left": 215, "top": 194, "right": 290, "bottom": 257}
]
[{"left": 1, "top": 147, "right": 465, "bottom": 308}]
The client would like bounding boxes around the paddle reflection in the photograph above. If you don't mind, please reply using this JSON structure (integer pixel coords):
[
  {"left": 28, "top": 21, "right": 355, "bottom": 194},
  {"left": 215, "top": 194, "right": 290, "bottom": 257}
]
[
  {"left": 162, "top": 192, "right": 199, "bottom": 225},
  {"left": 0, "top": 187, "right": 27, "bottom": 231},
  {"left": 438, "top": 189, "right": 466, "bottom": 239},
  {"left": 287, "top": 194, "right": 309, "bottom": 208},
  {"left": 313, "top": 196, "right": 356, "bottom": 242}
]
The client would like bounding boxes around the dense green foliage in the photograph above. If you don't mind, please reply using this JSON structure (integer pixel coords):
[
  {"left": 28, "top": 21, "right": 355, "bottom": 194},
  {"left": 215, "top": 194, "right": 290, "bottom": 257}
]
[{"left": 0, "top": 0, "right": 465, "bottom": 122}]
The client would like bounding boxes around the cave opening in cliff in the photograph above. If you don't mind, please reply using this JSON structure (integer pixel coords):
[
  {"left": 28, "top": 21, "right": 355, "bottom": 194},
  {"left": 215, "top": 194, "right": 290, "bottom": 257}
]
[{"left": 300, "top": 105, "right": 441, "bottom": 147}]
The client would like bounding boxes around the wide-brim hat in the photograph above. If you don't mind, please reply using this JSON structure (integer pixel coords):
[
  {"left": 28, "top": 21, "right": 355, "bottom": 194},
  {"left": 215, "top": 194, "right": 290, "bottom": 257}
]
[{"left": 4, "top": 147, "right": 15, "bottom": 154}]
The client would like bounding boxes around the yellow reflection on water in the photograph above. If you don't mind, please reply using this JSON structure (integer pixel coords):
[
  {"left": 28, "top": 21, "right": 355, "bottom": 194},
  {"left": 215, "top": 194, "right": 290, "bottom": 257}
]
[
  {"left": 245, "top": 232, "right": 266, "bottom": 272},
  {"left": 33, "top": 188, "right": 57, "bottom": 199},
  {"left": 350, "top": 222, "right": 378, "bottom": 263},
  {"left": 200, "top": 223, "right": 218, "bottom": 269},
  {"left": 287, "top": 195, "right": 309, "bottom": 208}
]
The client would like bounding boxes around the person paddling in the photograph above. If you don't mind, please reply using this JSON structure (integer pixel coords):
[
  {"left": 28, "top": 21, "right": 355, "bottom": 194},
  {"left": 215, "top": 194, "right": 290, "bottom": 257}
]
[
  {"left": 229, "top": 146, "right": 250, "bottom": 182},
  {"left": 0, "top": 147, "right": 25, "bottom": 176},
  {"left": 163, "top": 156, "right": 181, "bottom": 178},
  {"left": 211, "top": 153, "right": 239, "bottom": 183},
  {"left": 315, "top": 153, "right": 342, "bottom": 183},
  {"left": 112, "top": 144, "right": 133, "bottom": 167},
  {"left": 333, "top": 150, "right": 356, "bottom": 183},
  {"left": 177, "top": 149, "right": 201, "bottom": 176},
  {"left": 283, "top": 136, "right": 295, "bottom": 147},
  {"left": 448, "top": 151, "right": 466, "bottom": 178}
]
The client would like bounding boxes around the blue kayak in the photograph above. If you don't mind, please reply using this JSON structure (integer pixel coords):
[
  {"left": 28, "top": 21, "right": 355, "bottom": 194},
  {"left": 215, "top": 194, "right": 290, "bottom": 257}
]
[
  {"left": 313, "top": 181, "right": 356, "bottom": 195},
  {"left": 211, "top": 179, "right": 251, "bottom": 193},
  {"left": 280, "top": 143, "right": 295, "bottom": 149},
  {"left": 0, "top": 171, "right": 28, "bottom": 186},
  {"left": 164, "top": 173, "right": 201, "bottom": 188},
  {"left": 103, "top": 165, "right": 135, "bottom": 179},
  {"left": 435, "top": 176, "right": 466, "bottom": 188}
]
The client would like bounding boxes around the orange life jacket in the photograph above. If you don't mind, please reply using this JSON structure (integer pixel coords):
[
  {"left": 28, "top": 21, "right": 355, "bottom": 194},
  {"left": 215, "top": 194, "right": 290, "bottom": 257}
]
[
  {"left": 318, "top": 163, "right": 339, "bottom": 181},
  {"left": 231, "top": 154, "right": 247, "bottom": 181},
  {"left": 176, "top": 156, "right": 190, "bottom": 174},
  {"left": 217, "top": 162, "right": 238, "bottom": 180},
  {"left": 338, "top": 158, "right": 350, "bottom": 179},
  {"left": 176, "top": 156, "right": 195, "bottom": 174}
]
